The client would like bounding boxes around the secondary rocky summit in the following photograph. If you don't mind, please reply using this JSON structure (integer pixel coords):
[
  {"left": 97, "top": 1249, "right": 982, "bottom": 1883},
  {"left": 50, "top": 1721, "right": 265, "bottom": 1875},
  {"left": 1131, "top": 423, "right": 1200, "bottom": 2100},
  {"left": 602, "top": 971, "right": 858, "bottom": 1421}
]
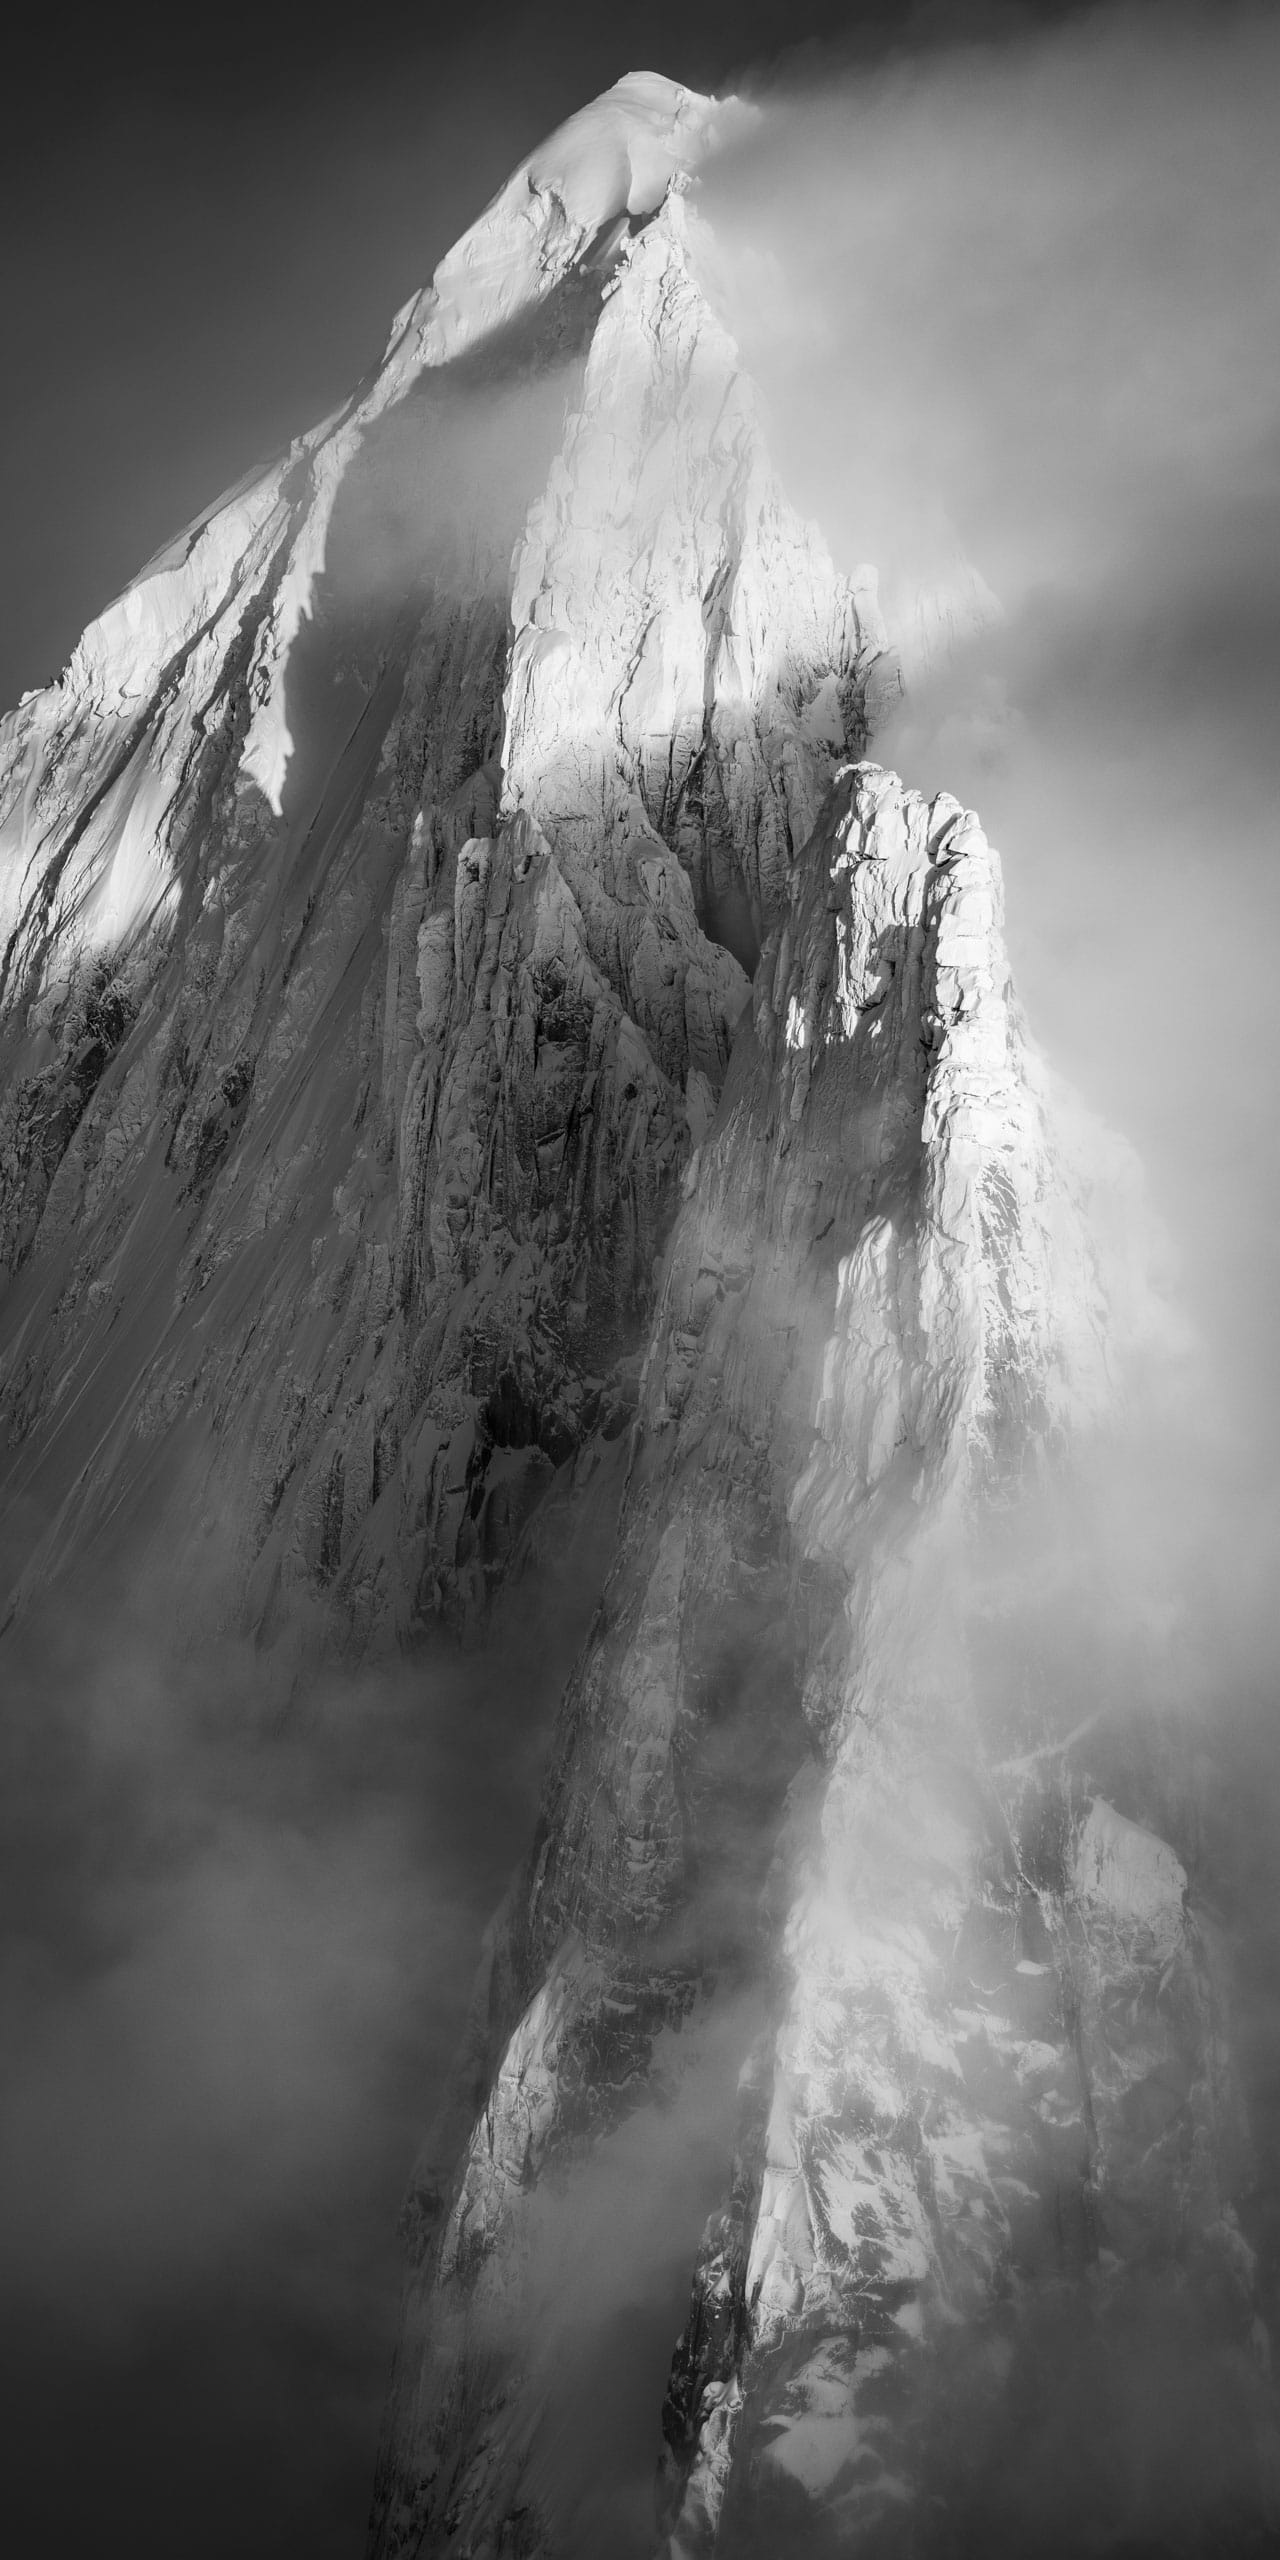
[{"left": 0, "top": 69, "right": 1273, "bottom": 2560}]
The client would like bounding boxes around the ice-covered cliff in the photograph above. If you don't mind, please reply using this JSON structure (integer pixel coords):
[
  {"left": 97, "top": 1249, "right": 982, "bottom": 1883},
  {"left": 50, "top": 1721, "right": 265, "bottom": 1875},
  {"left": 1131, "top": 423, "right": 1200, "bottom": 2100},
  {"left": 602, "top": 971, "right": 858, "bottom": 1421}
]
[
  {"left": 0, "top": 74, "right": 886, "bottom": 1649},
  {"left": 367, "top": 765, "right": 1271, "bottom": 2558},
  {"left": 0, "top": 66, "right": 1273, "bottom": 2560}
]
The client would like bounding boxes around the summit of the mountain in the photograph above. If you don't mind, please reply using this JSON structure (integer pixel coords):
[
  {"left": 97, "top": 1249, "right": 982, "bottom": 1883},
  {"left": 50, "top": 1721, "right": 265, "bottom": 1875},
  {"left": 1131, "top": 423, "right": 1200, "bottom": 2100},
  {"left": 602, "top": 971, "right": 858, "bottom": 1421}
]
[
  {"left": 0, "top": 71, "right": 883, "bottom": 1650},
  {"left": 0, "top": 76, "right": 729, "bottom": 896},
  {"left": 387, "top": 71, "right": 733, "bottom": 367}
]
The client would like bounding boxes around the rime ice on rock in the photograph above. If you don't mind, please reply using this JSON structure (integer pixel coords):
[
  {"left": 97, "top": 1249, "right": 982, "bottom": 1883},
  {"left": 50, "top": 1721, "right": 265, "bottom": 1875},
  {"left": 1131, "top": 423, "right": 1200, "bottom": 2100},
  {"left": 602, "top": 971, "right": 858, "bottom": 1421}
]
[
  {"left": 0, "top": 74, "right": 876, "bottom": 1647},
  {"left": 366, "top": 771, "right": 1273, "bottom": 2558},
  {"left": 504, "top": 193, "right": 886, "bottom": 966}
]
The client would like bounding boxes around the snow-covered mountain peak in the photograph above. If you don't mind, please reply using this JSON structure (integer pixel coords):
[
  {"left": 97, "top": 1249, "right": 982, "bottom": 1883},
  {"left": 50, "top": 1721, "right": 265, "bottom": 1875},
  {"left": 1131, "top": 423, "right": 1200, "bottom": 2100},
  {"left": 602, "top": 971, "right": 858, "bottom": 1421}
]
[
  {"left": 0, "top": 74, "right": 751, "bottom": 963},
  {"left": 382, "top": 71, "right": 735, "bottom": 379},
  {"left": 1, "top": 76, "right": 1270, "bottom": 2560},
  {"left": 0, "top": 68, "right": 889, "bottom": 1636}
]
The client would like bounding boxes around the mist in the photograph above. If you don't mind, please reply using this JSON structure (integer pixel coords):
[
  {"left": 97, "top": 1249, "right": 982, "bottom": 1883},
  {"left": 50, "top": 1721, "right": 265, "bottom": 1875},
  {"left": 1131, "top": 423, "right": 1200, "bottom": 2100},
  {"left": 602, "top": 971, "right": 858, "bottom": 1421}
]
[
  {"left": 683, "top": 14, "right": 1280, "bottom": 2538},
  {"left": 355, "top": 14, "right": 1276, "bottom": 2542},
  {"left": 0, "top": 1521, "right": 604, "bottom": 2555},
  {"left": 684, "top": 0, "right": 1280, "bottom": 1577}
]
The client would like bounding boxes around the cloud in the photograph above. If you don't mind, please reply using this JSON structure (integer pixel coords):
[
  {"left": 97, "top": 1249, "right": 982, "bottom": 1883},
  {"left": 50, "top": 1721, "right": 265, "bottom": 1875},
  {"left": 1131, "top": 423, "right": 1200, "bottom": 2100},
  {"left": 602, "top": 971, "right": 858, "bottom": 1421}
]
[
  {"left": 636, "top": 14, "right": 1280, "bottom": 2539},
  {"left": 684, "top": 6, "right": 1280, "bottom": 1420},
  {"left": 0, "top": 1522, "right": 599, "bottom": 2554},
  {"left": 699, "top": 3, "right": 1280, "bottom": 602}
]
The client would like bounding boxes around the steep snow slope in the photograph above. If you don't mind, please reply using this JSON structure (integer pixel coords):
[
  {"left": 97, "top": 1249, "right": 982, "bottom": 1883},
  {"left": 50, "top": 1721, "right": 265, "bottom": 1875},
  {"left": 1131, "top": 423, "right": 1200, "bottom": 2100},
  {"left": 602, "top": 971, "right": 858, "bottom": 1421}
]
[
  {"left": 369, "top": 768, "right": 1271, "bottom": 2558},
  {"left": 504, "top": 193, "right": 886, "bottom": 974},
  {"left": 0, "top": 72, "right": 724, "bottom": 931},
  {"left": 0, "top": 78, "right": 882, "bottom": 1649}
]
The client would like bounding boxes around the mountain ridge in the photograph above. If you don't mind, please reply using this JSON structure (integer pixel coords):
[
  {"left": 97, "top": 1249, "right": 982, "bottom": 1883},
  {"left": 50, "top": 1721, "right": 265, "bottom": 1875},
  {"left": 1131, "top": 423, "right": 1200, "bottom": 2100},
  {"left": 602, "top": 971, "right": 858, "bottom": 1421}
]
[{"left": 0, "top": 66, "right": 1273, "bottom": 2560}]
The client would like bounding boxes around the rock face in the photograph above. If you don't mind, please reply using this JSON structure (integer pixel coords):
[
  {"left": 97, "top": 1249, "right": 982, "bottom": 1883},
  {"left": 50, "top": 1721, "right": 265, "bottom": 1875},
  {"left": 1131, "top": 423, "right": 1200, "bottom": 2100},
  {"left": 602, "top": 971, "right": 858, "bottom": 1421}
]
[
  {"left": 0, "top": 76, "right": 883, "bottom": 1648},
  {"left": 0, "top": 67, "right": 1273, "bottom": 2560},
  {"left": 367, "top": 765, "right": 1271, "bottom": 2558}
]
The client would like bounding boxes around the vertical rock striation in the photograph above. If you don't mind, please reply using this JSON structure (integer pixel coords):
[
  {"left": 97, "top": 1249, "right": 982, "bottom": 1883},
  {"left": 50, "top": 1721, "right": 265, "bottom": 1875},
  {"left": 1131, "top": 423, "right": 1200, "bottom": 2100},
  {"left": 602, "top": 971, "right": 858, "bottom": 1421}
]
[
  {"left": 0, "top": 79, "right": 878, "bottom": 1650},
  {"left": 369, "top": 765, "right": 1273, "bottom": 2555}
]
